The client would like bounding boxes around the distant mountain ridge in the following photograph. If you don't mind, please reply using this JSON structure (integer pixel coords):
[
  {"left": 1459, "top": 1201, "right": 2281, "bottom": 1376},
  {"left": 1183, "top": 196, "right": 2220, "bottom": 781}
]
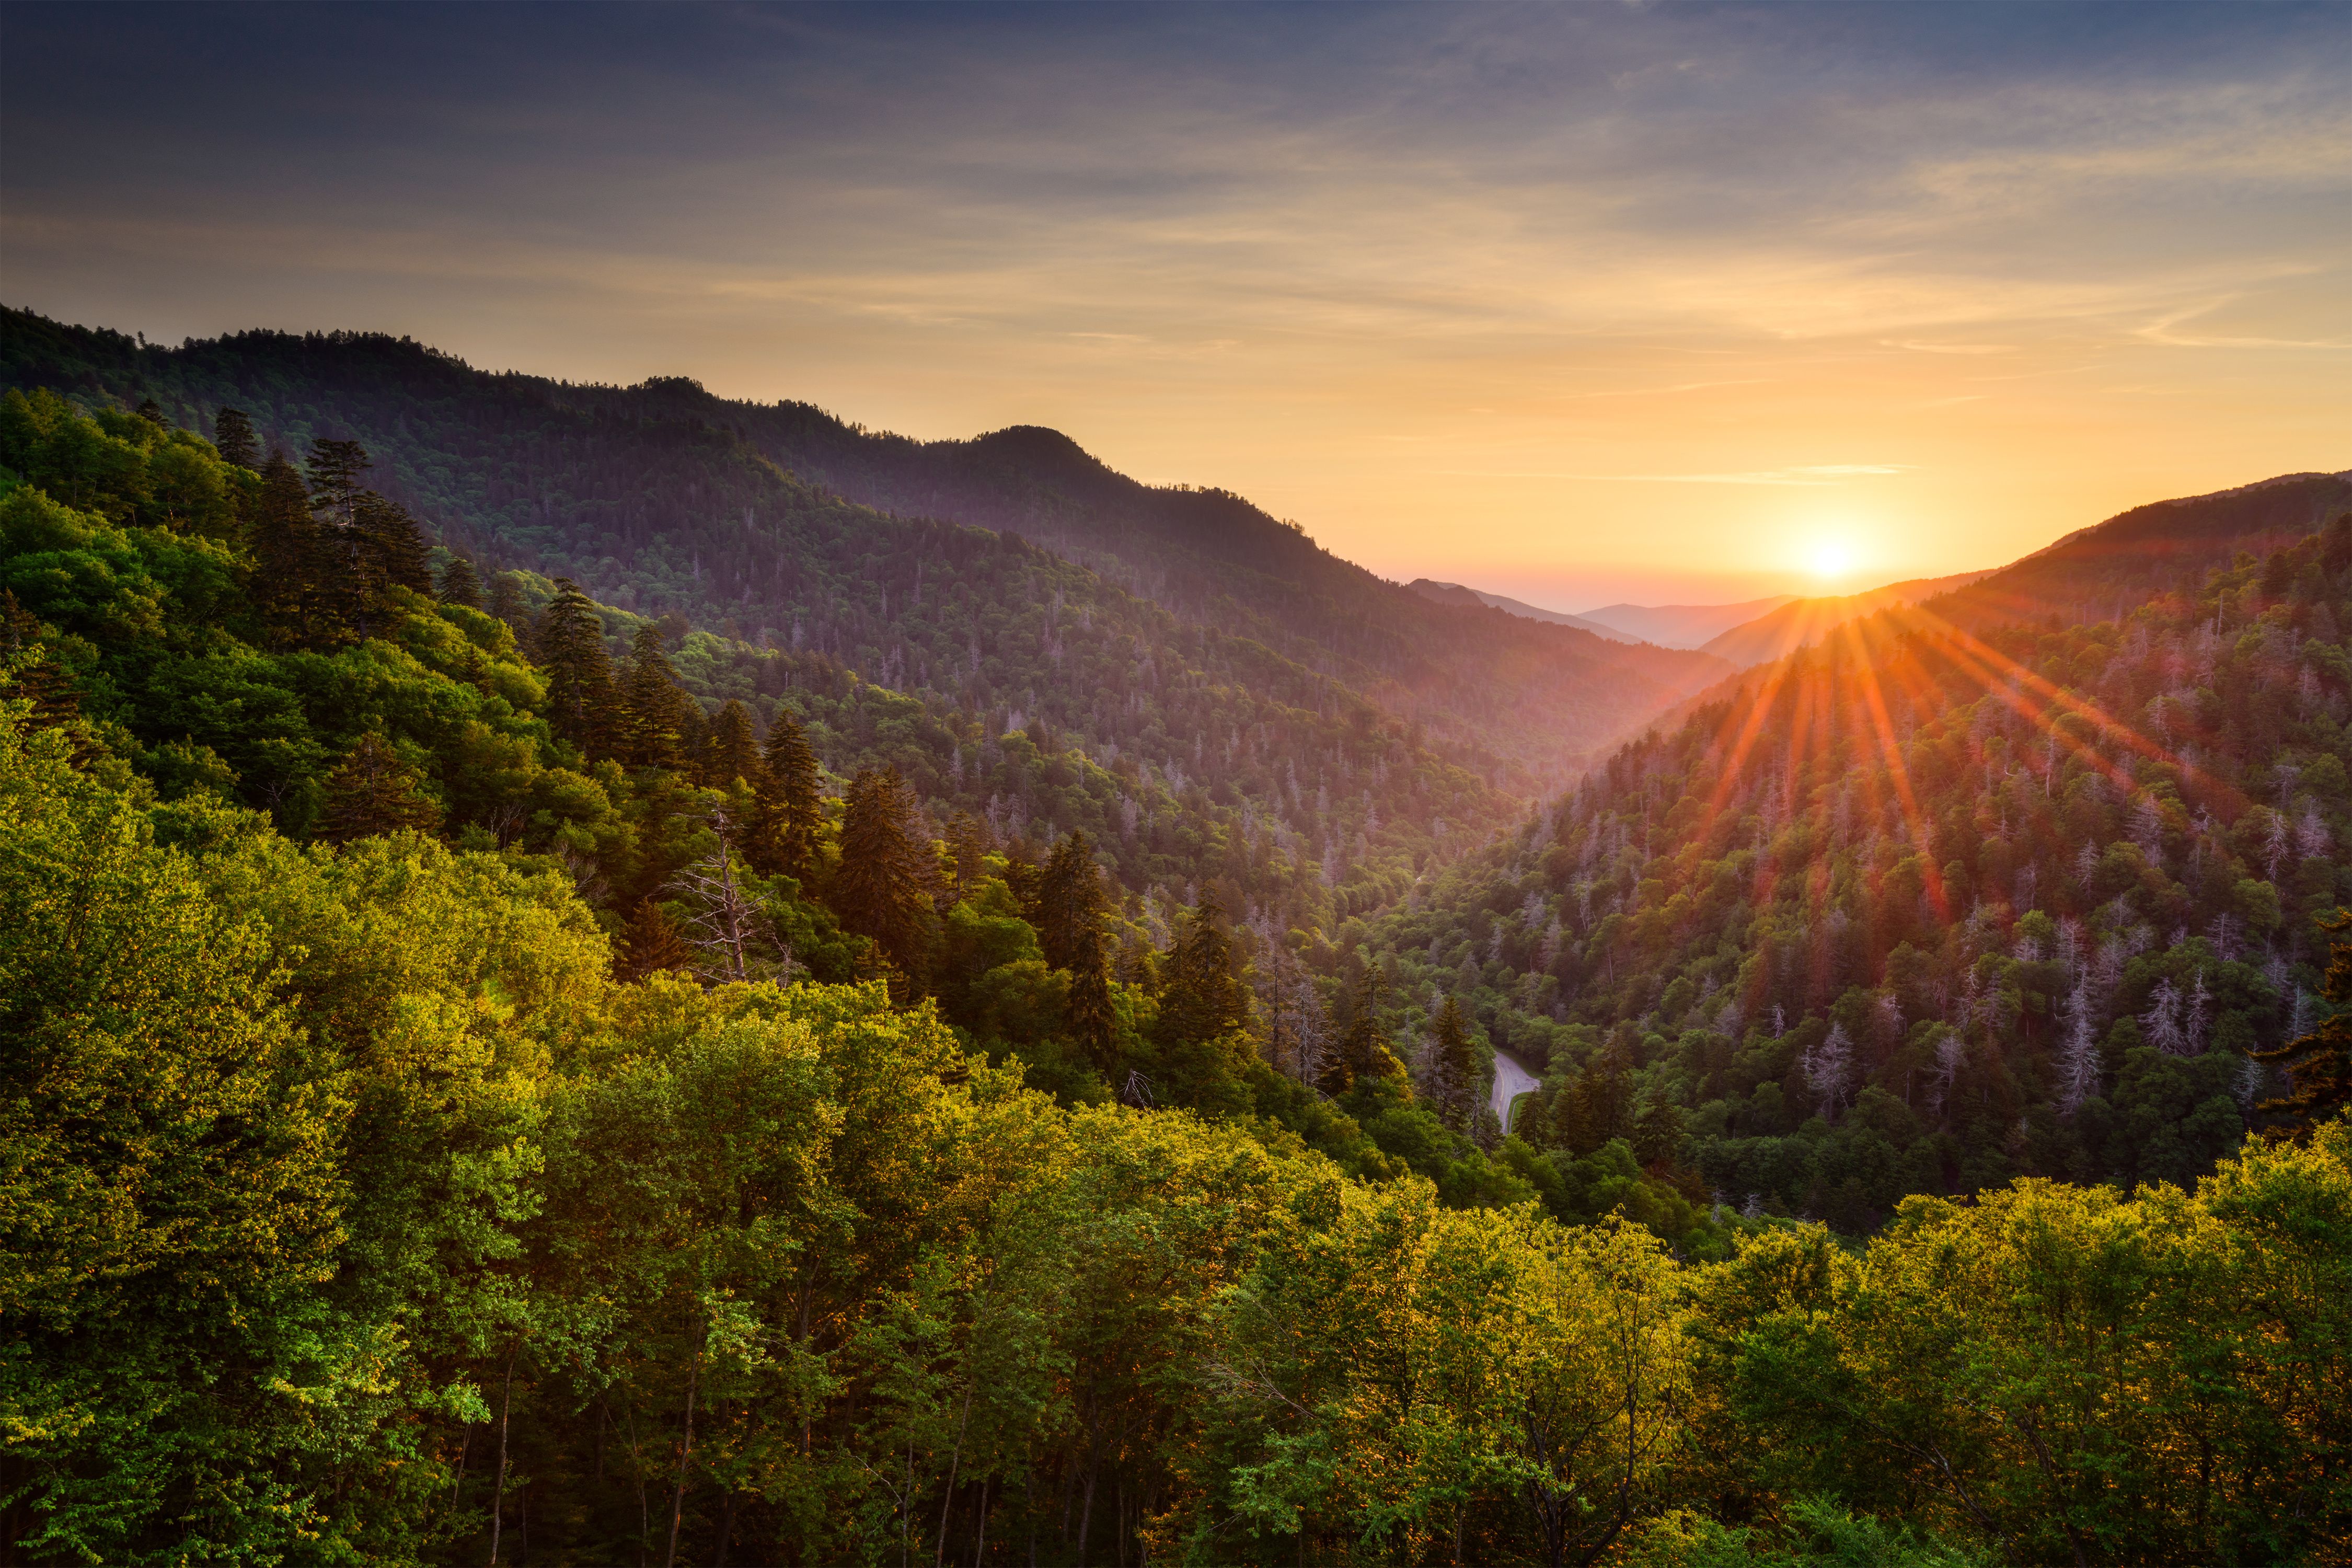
[
  {"left": 1698, "top": 568, "right": 1995, "bottom": 667},
  {"left": 1576, "top": 595, "right": 1799, "bottom": 649},
  {"left": 0, "top": 308, "right": 1729, "bottom": 794},
  {"left": 1404, "top": 580, "right": 1646, "bottom": 643}
]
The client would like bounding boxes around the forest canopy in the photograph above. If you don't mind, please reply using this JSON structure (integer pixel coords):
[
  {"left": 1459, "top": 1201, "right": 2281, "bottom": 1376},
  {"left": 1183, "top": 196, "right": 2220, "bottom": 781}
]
[{"left": 3, "top": 356, "right": 2349, "bottom": 1564}]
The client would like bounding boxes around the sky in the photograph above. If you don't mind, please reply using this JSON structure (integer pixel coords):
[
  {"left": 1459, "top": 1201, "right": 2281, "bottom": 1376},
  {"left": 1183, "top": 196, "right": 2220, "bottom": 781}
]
[{"left": 3, "top": 2, "right": 2346, "bottom": 609}]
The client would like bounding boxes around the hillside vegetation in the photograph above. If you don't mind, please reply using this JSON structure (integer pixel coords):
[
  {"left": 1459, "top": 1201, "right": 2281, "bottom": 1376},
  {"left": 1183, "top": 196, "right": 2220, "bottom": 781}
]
[
  {"left": 4, "top": 327, "right": 2351, "bottom": 1563},
  {"left": 0, "top": 308, "right": 1728, "bottom": 794}
]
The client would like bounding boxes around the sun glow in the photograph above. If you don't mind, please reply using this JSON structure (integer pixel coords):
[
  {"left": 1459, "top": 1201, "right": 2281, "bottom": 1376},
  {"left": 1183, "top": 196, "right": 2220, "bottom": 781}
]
[{"left": 1807, "top": 539, "right": 1857, "bottom": 583}]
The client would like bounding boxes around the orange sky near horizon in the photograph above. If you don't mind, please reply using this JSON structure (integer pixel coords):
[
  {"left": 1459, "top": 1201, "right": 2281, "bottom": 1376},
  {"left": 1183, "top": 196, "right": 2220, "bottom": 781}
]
[{"left": 3, "top": 4, "right": 2345, "bottom": 608}]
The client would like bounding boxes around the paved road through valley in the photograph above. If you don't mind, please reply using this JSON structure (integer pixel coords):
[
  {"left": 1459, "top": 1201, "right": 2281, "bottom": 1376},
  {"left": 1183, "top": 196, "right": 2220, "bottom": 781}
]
[{"left": 1490, "top": 1047, "right": 1540, "bottom": 1135}]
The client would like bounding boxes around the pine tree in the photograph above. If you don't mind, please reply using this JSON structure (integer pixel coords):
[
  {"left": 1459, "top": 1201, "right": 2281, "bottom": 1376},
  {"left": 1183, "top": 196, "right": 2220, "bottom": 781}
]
[
  {"left": 617, "top": 896, "right": 695, "bottom": 981},
  {"left": 2254, "top": 909, "right": 2352, "bottom": 1132},
  {"left": 358, "top": 492, "right": 434, "bottom": 598},
  {"left": 706, "top": 700, "right": 762, "bottom": 787},
  {"left": 1428, "top": 994, "right": 1477, "bottom": 1131},
  {"left": 486, "top": 571, "right": 528, "bottom": 633},
  {"left": 1040, "top": 833, "right": 1116, "bottom": 1066},
  {"left": 251, "top": 452, "right": 328, "bottom": 647},
  {"left": 1037, "top": 831, "right": 1108, "bottom": 972},
  {"left": 210, "top": 407, "right": 259, "bottom": 470},
  {"left": 1001, "top": 843, "right": 1043, "bottom": 923},
  {"left": 616, "top": 625, "right": 693, "bottom": 769},
  {"left": 749, "top": 708, "right": 824, "bottom": 879},
  {"left": 305, "top": 437, "right": 371, "bottom": 526},
  {"left": 438, "top": 554, "right": 483, "bottom": 609},
  {"left": 533, "top": 580, "right": 617, "bottom": 755},
  {"left": 1631, "top": 1098, "right": 1686, "bottom": 1167},
  {"left": 833, "top": 766, "right": 933, "bottom": 987},
  {"left": 1321, "top": 964, "right": 1403, "bottom": 1093},
  {"left": 134, "top": 398, "right": 168, "bottom": 430},
  {"left": 946, "top": 811, "right": 993, "bottom": 897},
  {"left": 316, "top": 734, "right": 443, "bottom": 843},
  {"left": 1153, "top": 891, "right": 1250, "bottom": 1049}
]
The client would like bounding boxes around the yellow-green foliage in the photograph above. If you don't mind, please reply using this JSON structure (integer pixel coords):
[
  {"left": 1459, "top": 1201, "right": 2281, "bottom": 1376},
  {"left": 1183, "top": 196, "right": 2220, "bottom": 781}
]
[{"left": 3, "top": 708, "right": 2345, "bottom": 1564}]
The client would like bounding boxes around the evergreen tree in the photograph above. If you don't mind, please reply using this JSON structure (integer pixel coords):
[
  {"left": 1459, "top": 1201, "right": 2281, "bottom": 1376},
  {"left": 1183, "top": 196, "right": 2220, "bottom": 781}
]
[
  {"left": 749, "top": 707, "right": 824, "bottom": 879},
  {"left": 532, "top": 579, "right": 617, "bottom": 755},
  {"left": 210, "top": 406, "right": 259, "bottom": 470},
  {"left": 358, "top": 492, "right": 434, "bottom": 598},
  {"left": 1322, "top": 964, "right": 1404, "bottom": 1093},
  {"left": 617, "top": 896, "right": 695, "bottom": 981},
  {"left": 706, "top": 699, "right": 762, "bottom": 787},
  {"left": 133, "top": 397, "right": 167, "bottom": 429},
  {"left": 304, "top": 437, "right": 371, "bottom": 526},
  {"left": 437, "top": 553, "right": 483, "bottom": 609},
  {"left": 946, "top": 811, "right": 993, "bottom": 897},
  {"left": 1428, "top": 993, "right": 1477, "bottom": 1131},
  {"left": 1041, "top": 833, "right": 1116, "bottom": 1066},
  {"left": 1154, "top": 891, "right": 1250, "bottom": 1049},
  {"left": 616, "top": 624, "right": 692, "bottom": 769},
  {"left": 316, "top": 734, "right": 443, "bottom": 843},
  {"left": 1037, "top": 831, "right": 1108, "bottom": 973},
  {"left": 486, "top": 571, "right": 528, "bottom": 633},
  {"left": 250, "top": 452, "right": 328, "bottom": 647},
  {"left": 2254, "top": 909, "right": 2352, "bottom": 1132},
  {"left": 1002, "top": 841, "right": 1043, "bottom": 923},
  {"left": 833, "top": 766, "right": 932, "bottom": 986}
]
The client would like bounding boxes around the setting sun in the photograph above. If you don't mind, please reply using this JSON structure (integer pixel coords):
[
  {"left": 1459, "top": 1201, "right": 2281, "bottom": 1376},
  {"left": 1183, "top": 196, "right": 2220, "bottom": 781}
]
[{"left": 1807, "top": 539, "right": 1857, "bottom": 583}]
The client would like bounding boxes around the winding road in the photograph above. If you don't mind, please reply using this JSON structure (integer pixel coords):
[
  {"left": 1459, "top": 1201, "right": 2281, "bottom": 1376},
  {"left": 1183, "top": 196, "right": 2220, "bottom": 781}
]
[{"left": 1489, "top": 1047, "right": 1541, "bottom": 1136}]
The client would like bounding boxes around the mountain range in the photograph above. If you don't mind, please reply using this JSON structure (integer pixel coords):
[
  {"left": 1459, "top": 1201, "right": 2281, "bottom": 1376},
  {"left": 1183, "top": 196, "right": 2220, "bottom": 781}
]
[{"left": 4, "top": 302, "right": 2347, "bottom": 1564}]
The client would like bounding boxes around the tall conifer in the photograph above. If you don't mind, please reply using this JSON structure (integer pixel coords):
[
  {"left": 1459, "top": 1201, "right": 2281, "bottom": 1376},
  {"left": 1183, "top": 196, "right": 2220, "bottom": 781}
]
[
  {"left": 1041, "top": 833, "right": 1116, "bottom": 1065},
  {"left": 1153, "top": 891, "right": 1250, "bottom": 1048},
  {"left": 833, "top": 766, "right": 932, "bottom": 986},
  {"left": 438, "top": 554, "right": 483, "bottom": 609},
  {"left": 616, "top": 624, "right": 693, "bottom": 769},
  {"left": 533, "top": 579, "right": 617, "bottom": 755},
  {"left": 1429, "top": 994, "right": 1477, "bottom": 1131},
  {"left": 251, "top": 452, "right": 325, "bottom": 647},
  {"left": 750, "top": 708, "right": 824, "bottom": 878},
  {"left": 1322, "top": 964, "right": 1403, "bottom": 1093},
  {"left": 706, "top": 700, "right": 762, "bottom": 787},
  {"left": 210, "top": 407, "right": 259, "bottom": 470}
]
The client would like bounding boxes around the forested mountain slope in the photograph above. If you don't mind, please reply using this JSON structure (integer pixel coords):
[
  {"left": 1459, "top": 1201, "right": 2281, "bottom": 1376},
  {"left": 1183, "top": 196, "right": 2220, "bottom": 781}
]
[
  {"left": 8, "top": 707, "right": 2344, "bottom": 1563},
  {"left": 1928, "top": 470, "right": 2352, "bottom": 632},
  {"left": 1352, "top": 518, "right": 2352, "bottom": 1228},
  {"left": 0, "top": 307, "right": 1729, "bottom": 791},
  {"left": 5, "top": 325, "right": 2350, "bottom": 1565}
]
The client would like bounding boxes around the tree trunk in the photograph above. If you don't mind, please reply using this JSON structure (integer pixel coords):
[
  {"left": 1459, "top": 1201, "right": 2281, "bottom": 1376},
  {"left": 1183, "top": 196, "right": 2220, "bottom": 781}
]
[
  {"left": 664, "top": 1322, "right": 705, "bottom": 1568},
  {"left": 936, "top": 1382, "right": 974, "bottom": 1568},
  {"left": 489, "top": 1342, "right": 521, "bottom": 1566}
]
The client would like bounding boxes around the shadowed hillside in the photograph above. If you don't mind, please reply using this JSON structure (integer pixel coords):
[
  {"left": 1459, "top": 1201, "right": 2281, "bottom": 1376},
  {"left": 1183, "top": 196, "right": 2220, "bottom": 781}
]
[{"left": 0, "top": 309, "right": 1728, "bottom": 792}]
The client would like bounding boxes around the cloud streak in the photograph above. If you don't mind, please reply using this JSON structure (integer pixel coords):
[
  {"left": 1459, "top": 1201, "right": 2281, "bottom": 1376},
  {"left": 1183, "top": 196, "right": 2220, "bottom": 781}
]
[{"left": 1, "top": 1, "right": 2344, "bottom": 603}]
